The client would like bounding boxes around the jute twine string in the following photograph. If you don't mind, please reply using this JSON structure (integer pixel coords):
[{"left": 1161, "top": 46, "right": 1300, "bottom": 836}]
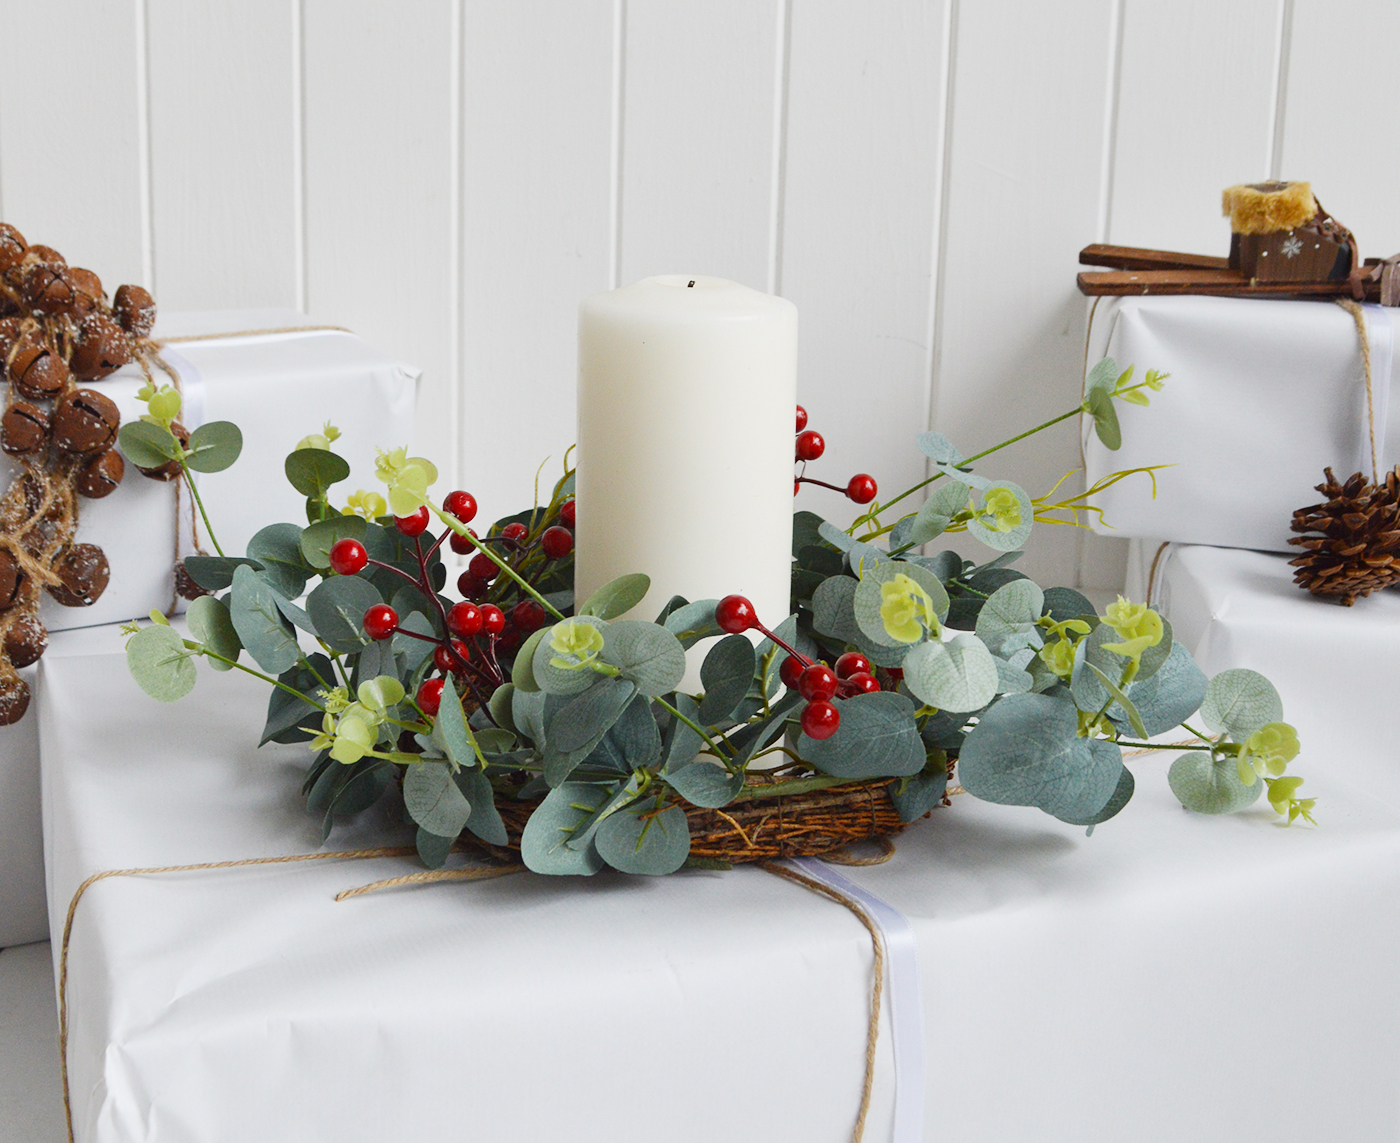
[
  {"left": 57, "top": 837, "right": 890, "bottom": 1143},
  {"left": 1334, "top": 297, "right": 1379, "bottom": 484}
]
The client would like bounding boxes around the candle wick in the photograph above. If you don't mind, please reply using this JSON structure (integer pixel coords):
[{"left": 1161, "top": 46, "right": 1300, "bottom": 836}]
[{"left": 687, "top": 280, "right": 695, "bottom": 288}]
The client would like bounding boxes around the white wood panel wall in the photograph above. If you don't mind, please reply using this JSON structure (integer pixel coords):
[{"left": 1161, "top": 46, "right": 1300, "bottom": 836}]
[{"left": 0, "top": 0, "right": 1393, "bottom": 590}]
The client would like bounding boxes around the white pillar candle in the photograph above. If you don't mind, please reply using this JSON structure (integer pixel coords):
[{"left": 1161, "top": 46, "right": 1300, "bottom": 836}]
[{"left": 576, "top": 275, "right": 798, "bottom": 644}]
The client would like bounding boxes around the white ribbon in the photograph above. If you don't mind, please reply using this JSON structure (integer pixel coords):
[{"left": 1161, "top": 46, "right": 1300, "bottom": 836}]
[{"left": 790, "top": 857, "right": 926, "bottom": 1143}]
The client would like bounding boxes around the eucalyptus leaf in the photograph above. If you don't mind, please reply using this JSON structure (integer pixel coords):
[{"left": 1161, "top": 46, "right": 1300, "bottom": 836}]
[
  {"left": 665, "top": 760, "right": 742, "bottom": 808},
  {"left": 817, "top": 520, "right": 859, "bottom": 552},
  {"left": 698, "top": 633, "right": 756, "bottom": 724},
  {"left": 185, "top": 594, "right": 241, "bottom": 671},
  {"left": 262, "top": 654, "right": 333, "bottom": 745},
  {"left": 662, "top": 598, "right": 724, "bottom": 649},
  {"left": 595, "top": 802, "right": 690, "bottom": 875},
  {"left": 305, "top": 575, "right": 384, "bottom": 655},
  {"left": 1168, "top": 751, "right": 1263, "bottom": 815},
  {"left": 489, "top": 683, "right": 517, "bottom": 735},
  {"left": 994, "top": 657, "right": 1034, "bottom": 695},
  {"left": 852, "top": 560, "right": 950, "bottom": 647},
  {"left": 431, "top": 678, "right": 480, "bottom": 769},
  {"left": 579, "top": 573, "right": 651, "bottom": 620},
  {"left": 391, "top": 611, "right": 437, "bottom": 674},
  {"left": 906, "top": 479, "right": 971, "bottom": 547},
  {"left": 601, "top": 620, "right": 686, "bottom": 697},
  {"left": 126, "top": 624, "right": 198, "bottom": 702},
  {"left": 532, "top": 617, "right": 609, "bottom": 696},
  {"left": 228, "top": 565, "right": 300, "bottom": 675},
  {"left": 512, "top": 688, "right": 548, "bottom": 749},
  {"left": 1086, "top": 386, "right": 1122, "bottom": 451},
  {"left": 811, "top": 575, "right": 862, "bottom": 644},
  {"left": 285, "top": 448, "right": 350, "bottom": 498},
  {"left": 1087, "top": 663, "right": 1148, "bottom": 738},
  {"left": 1110, "top": 643, "right": 1207, "bottom": 738},
  {"left": 606, "top": 695, "right": 664, "bottom": 770},
  {"left": 519, "top": 781, "right": 609, "bottom": 875},
  {"left": 246, "top": 523, "right": 310, "bottom": 599},
  {"left": 799, "top": 691, "right": 925, "bottom": 780},
  {"left": 184, "top": 421, "right": 243, "bottom": 473},
  {"left": 889, "top": 764, "right": 950, "bottom": 822},
  {"left": 902, "top": 635, "right": 999, "bottom": 713},
  {"left": 403, "top": 762, "right": 472, "bottom": 837},
  {"left": 511, "top": 626, "right": 551, "bottom": 692},
  {"left": 1057, "top": 762, "right": 1136, "bottom": 831},
  {"left": 662, "top": 693, "right": 704, "bottom": 772},
  {"left": 547, "top": 677, "right": 637, "bottom": 754},
  {"left": 1199, "top": 668, "right": 1283, "bottom": 741},
  {"left": 915, "top": 431, "right": 966, "bottom": 464},
  {"left": 975, "top": 579, "right": 1045, "bottom": 657},
  {"left": 300, "top": 515, "right": 367, "bottom": 570},
  {"left": 1085, "top": 356, "right": 1119, "bottom": 395},
  {"left": 182, "top": 555, "right": 263, "bottom": 591},
  {"left": 959, "top": 694, "right": 1124, "bottom": 822},
  {"left": 416, "top": 827, "right": 456, "bottom": 870},
  {"left": 118, "top": 420, "right": 179, "bottom": 467},
  {"left": 1041, "top": 586, "right": 1097, "bottom": 622},
  {"left": 454, "top": 767, "right": 509, "bottom": 845}
]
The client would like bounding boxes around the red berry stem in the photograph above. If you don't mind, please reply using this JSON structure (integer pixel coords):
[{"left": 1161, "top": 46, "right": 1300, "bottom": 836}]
[
  {"left": 751, "top": 621, "right": 811, "bottom": 669},
  {"left": 794, "top": 476, "right": 848, "bottom": 494},
  {"left": 431, "top": 506, "right": 566, "bottom": 622},
  {"left": 362, "top": 557, "right": 426, "bottom": 593},
  {"left": 410, "top": 533, "right": 500, "bottom": 727}
]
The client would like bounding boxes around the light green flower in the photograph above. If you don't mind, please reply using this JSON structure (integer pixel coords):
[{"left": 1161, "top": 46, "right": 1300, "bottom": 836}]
[
  {"left": 1237, "top": 722, "right": 1300, "bottom": 785},
  {"left": 1145, "top": 368, "right": 1168, "bottom": 391},
  {"left": 357, "top": 675, "right": 405, "bottom": 716},
  {"left": 1265, "top": 774, "right": 1316, "bottom": 824},
  {"left": 880, "top": 573, "right": 937, "bottom": 644},
  {"left": 342, "top": 489, "right": 387, "bottom": 520},
  {"left": 329, "top": 710, "right": 377, "bottom": 764},
  {"left": 375, "top": 447, "right": 439, "bottom": 516},
  {"left": 976, "top": 486, "right": 1022, "bottom": 534},
  {"left": 319, "top": 686, "right": 351, "bottom": 715},
  {"left": 1039, "top": 637, "right": 1077, "bottom": 680},
  {"left": 1100, "top": 595, "right": 1163, "bottom": 663},
  {"left": 296, "top": 421, "right": 343, "bottom": 452},
  {"left": 549, "top": 618, "right": 605, "bottom": 668}
]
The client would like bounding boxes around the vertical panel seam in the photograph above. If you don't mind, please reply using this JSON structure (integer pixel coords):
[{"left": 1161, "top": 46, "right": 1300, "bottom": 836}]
[
  {"left": 766, "top": 0, "right": 793, "bottom": 296},
  {"left": 609, "top": 0, "right": 627, "bottom": 290},
  {"left": 135, "top": 0, "right": 156, "bottom": 293},
  {"left": 450, "top": 0, "right": 464, "bottom": 490},
  {"left": 925, "top": 0, "right": 958, "bottom": 441},
  {"left": 1095, "top": 0, "right": 1125, "bottom": 245},
  {"left": 1266, "top": 0, "right": 1294, "bottom": 179},
  {"left": 291, "top": 0, "right": 308, "bottom": 313}
]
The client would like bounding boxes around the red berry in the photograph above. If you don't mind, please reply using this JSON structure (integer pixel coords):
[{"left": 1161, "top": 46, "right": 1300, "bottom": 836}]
[
  {"left": 363, "top": 604, "right": 398, "bottom": 641},
  {"left": 798, "top": 663, "right": 838, "bottom": 702},
  {"left": 497, "top": 627, "right": 522, "bottom": 654},
  {"left": 329, "top": 538, "right": 367, "bottom": 576},
  {"left": 715, "top": 594, "right": 757, "bottom": 634},
  {"left": 433, "top": 644, "right": 455, "bottom": 673},
  {"left": 834, "top": 651, "right": 872, "bottom": 679},
  {"left": 468, "top": 552, "right": 499, "bottom": 581},
  {"left": 501, "top": 522, "right": 529, "bottom": 545},
  {"left": 794, "top": 479, "right": 800, "bottom": 497},
  {"left": 796, "top": 404, "right": 808, "bottom": 432},
  {"left": 558, "top": 498, "right": 576, "bottom": 528},
  {"left": 541, "top": 526, "right": 573, "bottom": 560},
  {"left": 480, "top": 604, "right": 506, "bottom": 635},
  {"left": 417, "top": 677, "right": 444, "bottom": 716},
  {"left": 885, "top": 667, "right": 904, "bottom": 681},
  {"left": 846, "top": 473, "right": 878, "bottom": 505},
  {"left": 844, "top": 671, "right": 880, "bottom": 695},
  {"left": 443, "top": 490, "right": 478, "bottom": 523},
  {"left": 395, "top": 506, "right": 430, "bottom": 536},
  {"left": 448, "top": 601, "right": 484, "bottom": 638},
  {"left": 801, "top": 700, "right": 840, "bottom": 740},
  {"left": 448, "top": 527, "right": 478, "bottom": 555},
  {"left": 795, "top": 430, "right": 825, "bottom": 462},
  {"left": 457, "top": 571, "right": 488, "bottom": 601},
  {"left": 511, "top": 600, "right": 546, "bottom": 633},
  {"left": 779, "top": 655, "right": 805, "bottom": 689}
]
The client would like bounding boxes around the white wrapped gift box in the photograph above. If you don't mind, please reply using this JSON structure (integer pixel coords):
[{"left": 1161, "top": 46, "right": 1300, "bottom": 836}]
[
  {"left": 1083, "top": 295, "right": 1399, "bottom": 553},
  {"left": 40, "top": 631, "right": 1400, "bottom": 1142},
  {"left": 0, "top": 313, "right": 416, "bottom": 948},
  {"left": 1137, "top": 539, "right": 1400, "bottom": 797}
]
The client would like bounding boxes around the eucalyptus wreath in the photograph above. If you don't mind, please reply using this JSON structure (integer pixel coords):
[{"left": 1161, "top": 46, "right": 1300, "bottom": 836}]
[{"left": 124, "top": 358, "right": 1314, "bottom": 877}]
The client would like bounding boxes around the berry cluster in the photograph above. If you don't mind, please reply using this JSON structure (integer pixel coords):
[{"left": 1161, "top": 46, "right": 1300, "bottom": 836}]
[
  {"left": 793, "top": 404, "right": 878, "bottom": 506},
  {"left": 715, "top": 593, "right": 881, "bottom": 741},
  {"left": 328, "top": 488, "right": 575, "bottom": 718}
]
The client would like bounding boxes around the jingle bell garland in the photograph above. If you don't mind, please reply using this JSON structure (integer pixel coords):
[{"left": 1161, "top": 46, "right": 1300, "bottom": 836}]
[
  {"left": 0, "top": 224, "right": 165, "bottom": 723},
  {"left": 123, "top": 358, "right": 1316, "bottom": 875}
]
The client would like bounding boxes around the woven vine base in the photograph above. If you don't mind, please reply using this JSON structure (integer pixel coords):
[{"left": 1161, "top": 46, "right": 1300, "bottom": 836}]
[{"left": 491, "top": 776, "right": 909, "bottom": 864}]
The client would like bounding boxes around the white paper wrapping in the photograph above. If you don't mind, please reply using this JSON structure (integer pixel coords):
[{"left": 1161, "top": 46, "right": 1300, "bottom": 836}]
[
  {"left": 41, "top": 628, "right": 1400, "bottom": 1142},
  {"left": 0, "top": 312, "right": 417, "bottom": 949},
  {"left": 1144, "top": 540, "right": 1400, "bottom": 795},
  {"left": 1083, "top": 295, "right": 1399, "bottom": 553}
]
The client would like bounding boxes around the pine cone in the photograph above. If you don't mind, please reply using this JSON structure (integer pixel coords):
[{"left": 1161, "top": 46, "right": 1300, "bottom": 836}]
[{"left": 1288, "top": 466, "right": 1400, "bottom": 605}]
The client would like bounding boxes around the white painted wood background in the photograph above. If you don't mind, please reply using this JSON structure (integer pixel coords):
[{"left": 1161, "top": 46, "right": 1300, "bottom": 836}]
[{"left": 1, "top": 0, "right": 1394, "bottom": 590}]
